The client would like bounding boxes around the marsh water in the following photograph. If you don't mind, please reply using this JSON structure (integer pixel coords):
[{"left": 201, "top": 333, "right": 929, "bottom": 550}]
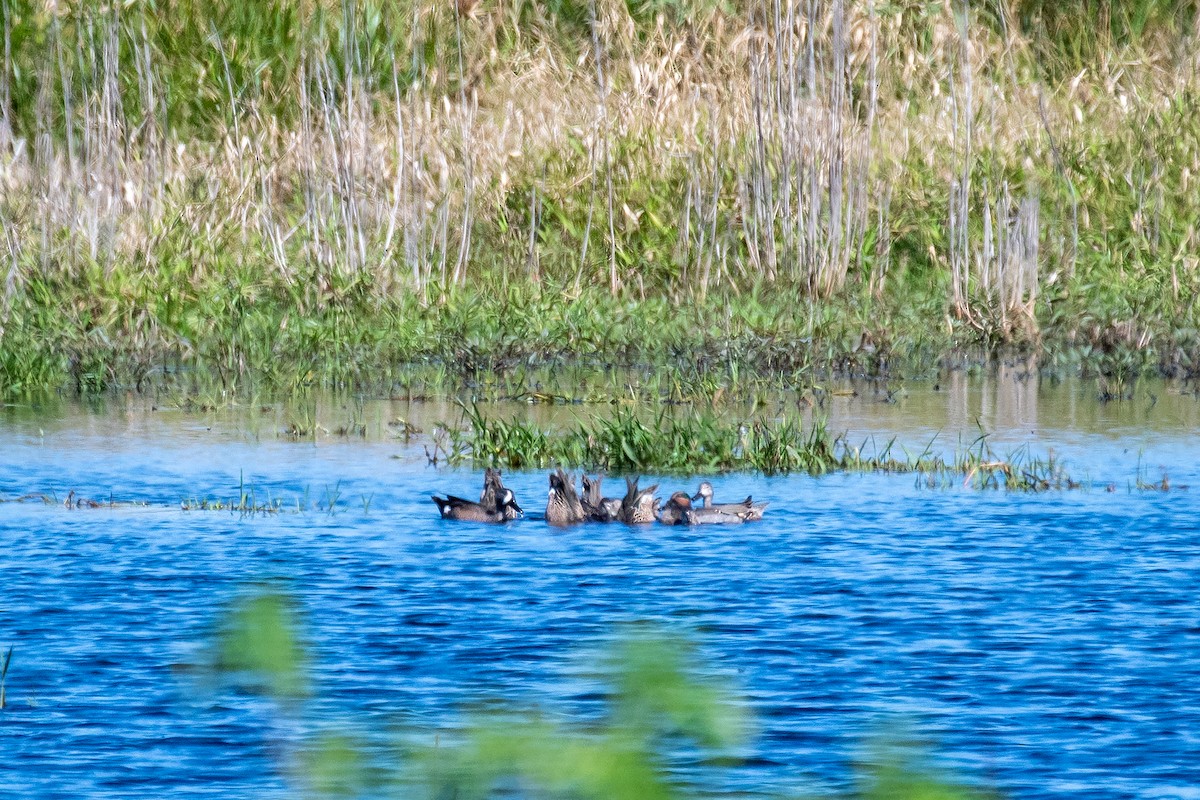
[{"left": 2, "top": 372, "right": 1200, "bottom": 798}]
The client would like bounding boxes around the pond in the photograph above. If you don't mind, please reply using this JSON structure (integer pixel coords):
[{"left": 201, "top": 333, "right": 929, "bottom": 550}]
[{"left": 2, "top": 373, "right": 1199, "bottom": 798}]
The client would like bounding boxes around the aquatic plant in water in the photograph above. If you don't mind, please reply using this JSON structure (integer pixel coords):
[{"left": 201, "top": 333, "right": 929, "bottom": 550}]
[{"left": 445, "top": 404, "right": 1084, "bottom": 489}]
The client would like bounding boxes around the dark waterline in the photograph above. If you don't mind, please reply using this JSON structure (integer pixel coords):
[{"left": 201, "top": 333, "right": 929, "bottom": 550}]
[{"left": 2, "top": 378, "right": 1199, "bottom": 798}]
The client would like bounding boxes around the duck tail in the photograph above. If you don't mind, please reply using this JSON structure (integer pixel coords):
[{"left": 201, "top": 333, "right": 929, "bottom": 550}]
[{"left": 431, "top": 496, "right": 451, "bottom": 516}]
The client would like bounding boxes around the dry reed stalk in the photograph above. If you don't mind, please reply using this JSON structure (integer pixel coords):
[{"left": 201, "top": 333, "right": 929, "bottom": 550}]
[
  {"left": 945, "top": 2, "right": 1042, "bottom": 342},
  {"left": 588, "top": 0, "right": 619, "bottom": 296},
  {"left": 0, "top": 0, "right": 1192, "bottom": 330}
]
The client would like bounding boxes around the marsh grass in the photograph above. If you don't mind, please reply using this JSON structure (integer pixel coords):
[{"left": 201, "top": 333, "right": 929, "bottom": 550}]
[
  {"left": 2, "top": 0, "right": 1200, "bottom": 394},
  {"left": 1133, "top": 454, "right": 1189, "bottom": 491},
  {"left": 447, "top": 402, "right": 1084, "bottom": 488},
  {"left": 179, "top": 496, "right": 285, "bottom": 514},
  {"left": 0, "top": 490, "right": 153, "bottom": 508},
  {"left": 179, "top": 478, "right": 351, "bottom": 515},
  {"left": 449, "top": 401, "right": 842, "bottom": 474}
]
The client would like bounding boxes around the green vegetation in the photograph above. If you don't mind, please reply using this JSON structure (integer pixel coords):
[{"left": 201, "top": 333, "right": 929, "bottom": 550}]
[
  {"left": 2, "top": 0, "right": 1199, "bottom": 397},
  {"left": 444, "top": 402, "right": 1080, "bottom": 487},
  {"left": 214, "top": 591, "right": 308, "bottom": 700},
  {"left": 212, "top": 587, "right": 993, "bottom": 798}
]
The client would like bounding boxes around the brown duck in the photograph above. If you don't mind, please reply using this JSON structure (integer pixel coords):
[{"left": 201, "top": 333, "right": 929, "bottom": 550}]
[
  {"left": 546, "top": 468, "right": 587, "bottom": 526},
  {"left": 581, "top": 474, "right": 622, "bottom": 522},
  {"left": 481, "top": 467, "right": 522, "bottom": 521},
  {"left": 616, "top": 476, "right": 659, "bottom": 524}
]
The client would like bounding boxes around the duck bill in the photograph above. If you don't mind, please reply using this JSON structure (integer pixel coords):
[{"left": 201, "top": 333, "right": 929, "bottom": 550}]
[
  {"left": 690, "top": 492, "right": 703, "bottom": 502},
  {"left": 510, "top": 501, "right": 524, "bottom": 516}
]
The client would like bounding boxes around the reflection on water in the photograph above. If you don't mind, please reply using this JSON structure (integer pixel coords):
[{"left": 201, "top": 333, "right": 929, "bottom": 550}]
[
  {"left": 1, "top": 372, "right": 1199, "bottom": 799},
  {"left": 9, "top": 367, "right": 1200, "bottom": 450},
  {"left": 4, "top": 369, "right": 1196, "bottom": 484}
]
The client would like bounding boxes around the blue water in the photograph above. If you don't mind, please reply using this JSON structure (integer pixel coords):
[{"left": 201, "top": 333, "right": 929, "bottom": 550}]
[{"left": 2, "top": 400, "right": 1200, "bottom": 799}]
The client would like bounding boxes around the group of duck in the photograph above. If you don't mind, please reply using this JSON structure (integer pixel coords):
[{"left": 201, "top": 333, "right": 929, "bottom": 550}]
[{"left": 432, "top": 468, "right": 768, "bottom": 526}]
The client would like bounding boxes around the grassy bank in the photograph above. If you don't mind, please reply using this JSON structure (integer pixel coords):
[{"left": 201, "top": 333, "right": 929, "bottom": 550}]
[{"left": 2, "top": 0, "right": 1199, "bottom": 396}]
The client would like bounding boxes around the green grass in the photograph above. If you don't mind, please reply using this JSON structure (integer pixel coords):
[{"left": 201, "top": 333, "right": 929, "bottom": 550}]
[
  {"left": 447, "top": 402, "right": 843, "bottom": 474},
  {"left": 3, "top": 0, "right": 1200, "bottom": 397},
  {"left": 4, "top": 233, "right": 1196, "bottom": 400},
  {"left": 444, "top": 402, "right": 1082, "bottom": 486},
  {"left": 0, "top": 252, "right": 946, "bottom": 398}
]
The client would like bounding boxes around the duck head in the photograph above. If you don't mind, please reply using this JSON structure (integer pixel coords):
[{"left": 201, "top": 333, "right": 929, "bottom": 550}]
[{"left": 500, "top": 487, "right": 523, "bottom": 517}]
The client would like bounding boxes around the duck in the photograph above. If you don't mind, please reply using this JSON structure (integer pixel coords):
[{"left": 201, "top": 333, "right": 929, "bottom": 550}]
[
  {"left": 481, "top": 467, "right": 522, "bottom": 521},
  {"left": 657, "top": 491, "right": 692, "bottom": 525},
  {"left": 546, "top": 468, "right": 587, "bottom": 526},
  {"left": 581, "top": 474, "right": 621, "bottom": 522},
  {"left": 659, "top": 490, "right": 753, "bottom": 525},
  {"left": 616, "top": 476, "right": 659, "bottom": 524},
  {"left": 432, "top": 486, "right": 523, "bottom": 522},
  {"left": 691, "top": 480, "right": 767, "bottom": 520}
]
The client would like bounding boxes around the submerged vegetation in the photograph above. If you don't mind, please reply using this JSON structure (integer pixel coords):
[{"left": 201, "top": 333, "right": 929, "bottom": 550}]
[
  {"left": 211, "top": 587, "right": 993, "bottom": 799},
  {"left": 1, "top": 0, "right": 1200, "bottom": 395}
]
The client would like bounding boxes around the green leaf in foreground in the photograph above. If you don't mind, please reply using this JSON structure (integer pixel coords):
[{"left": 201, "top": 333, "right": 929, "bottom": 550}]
[
  {"left": 213, "top": 590, "right": 308, "bottom": 700},
  {"left": 421, "top": 631, "right": 747, "bottom": 800},
  {"left": 207, "top": 589, "right": 1001, "bottom": 799}
]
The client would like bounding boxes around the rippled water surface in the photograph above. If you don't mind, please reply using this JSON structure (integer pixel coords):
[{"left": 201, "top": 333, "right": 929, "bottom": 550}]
[{"left": 3, "top": 377, "right": 1200, "bottom": 798}]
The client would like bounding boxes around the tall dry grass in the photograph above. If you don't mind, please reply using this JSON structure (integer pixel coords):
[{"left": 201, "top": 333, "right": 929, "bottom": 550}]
[{"left": 1, "top": 0, "right": 1198, "bottom": 346}]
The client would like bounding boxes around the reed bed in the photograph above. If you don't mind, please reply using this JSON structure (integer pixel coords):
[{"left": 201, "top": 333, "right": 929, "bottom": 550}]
[{"left": 2, "top": 0, "right": 1199, "bottom": 394}]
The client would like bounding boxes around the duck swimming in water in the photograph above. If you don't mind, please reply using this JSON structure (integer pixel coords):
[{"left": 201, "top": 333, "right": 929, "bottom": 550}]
[
  {"left": 434, "top": 469, "right": 522, "bottom": 522},
  {"left": 691, "top": 480, "right": 767, "bottom": 520},
  {"left": 616, "top": 476, "right": 659, "bottom": 524},
  {"left": 581, "top": 474, "right": 622, "bottom": 522},
  {"left": 481, "top": 468, "right": 522, "bottom": 521},
  {"left": 659, "top": 490, "right": 753, "bottom": 525},
  {"left": 546, "top": 468, "right": 587, "bottom": 526},
  {"left": 432, "top": 487, "right": 523, "bottom": 522}
]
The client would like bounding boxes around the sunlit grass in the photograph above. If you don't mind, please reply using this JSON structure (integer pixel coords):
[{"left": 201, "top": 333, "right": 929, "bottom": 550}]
[
  {"left": 2, "top": 1, "right": 1200, "bottom": 395},
  {"left": 444, "top": 402, "right": 1083, "bottom": 487}
]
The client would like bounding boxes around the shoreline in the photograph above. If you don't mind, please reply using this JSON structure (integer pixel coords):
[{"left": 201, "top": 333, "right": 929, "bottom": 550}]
[{"left": 2, "top": 281, "right": 1195, "bottom": 399}]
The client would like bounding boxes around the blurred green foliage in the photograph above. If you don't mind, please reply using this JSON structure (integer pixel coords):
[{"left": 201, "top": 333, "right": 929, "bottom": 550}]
[
  {"left": 214, "top": 590, "right": 308, "bottom": 700},
  {"left": 210, "top": 588, "right": 992, "bottom": 800}
]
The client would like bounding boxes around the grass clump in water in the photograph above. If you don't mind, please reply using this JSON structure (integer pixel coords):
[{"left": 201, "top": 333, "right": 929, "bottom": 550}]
[
  {"left": 448, "top": 404, "right": 1082, "bottom": 488},
  {"left": 449, "top": 403, "right": 840, "bottom": 475}
]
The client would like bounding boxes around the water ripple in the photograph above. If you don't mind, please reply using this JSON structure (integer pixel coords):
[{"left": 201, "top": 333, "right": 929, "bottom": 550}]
[{"left": 1, "top": 433, "right": 1198, "bottom": 799}]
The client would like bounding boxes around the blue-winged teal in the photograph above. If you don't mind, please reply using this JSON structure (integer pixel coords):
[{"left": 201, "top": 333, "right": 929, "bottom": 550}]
[
  {"left": 692, "top": 480, "right": 767, "bottom": 520},
  {"left": 480, "top": 467, "right": 522, "bottom": 521},
  {"left": 581, "top": 474, "right": 621, "bottom": 522},
  {"left": 546, "top": 468, "right": 587, "bottom": 526},
  {"left": 661, "top": 490, "right": 753, "bottom": 525},
  {"left": 433, "top": 487, "right": 522, "bottom": 522},
  {"left": 616, "top": 476, "right": 659, "bottom": 524}
]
